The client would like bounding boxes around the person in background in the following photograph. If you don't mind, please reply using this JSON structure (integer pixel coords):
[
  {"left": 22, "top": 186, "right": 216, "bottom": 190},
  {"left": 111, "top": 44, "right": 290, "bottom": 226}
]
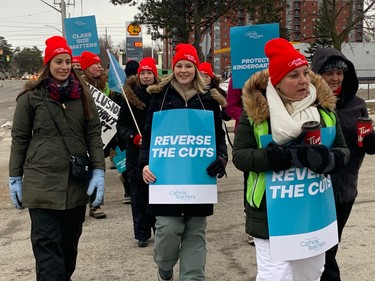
[
  {"left": 116, "top": 57, "right": 159, "bottom": 247},
  {"left": 140, "top": 44, "right": 227, "bottom": 281},
  {"left": 9, "top": 35, "right": 105, "bottom": 281},
  {"left": 311, "top": 47, "right": 375, "bottom": 281},
  {"left": 72, "top": 56, "right": 82, "bottom": 71},
  {"left": 111, "top": 59, "right": 140, "bottom": 204},
  {"left": 232, "top": 38, "right": 350, "bottom": 281},
  {"left": 224, "top": 75, "right": 254, "bottom": 245},
  {"left": 199, "top": 62, "right": 231, "bottom": 122},
  {"left": 125, "top": 60, "right": 140, "bottom": 79},
  {"left": 81, "top": 51, "right": 108, "bottom": 219},
  {"left": 225, "top": 76, "right": 242, "bottom": 132}
]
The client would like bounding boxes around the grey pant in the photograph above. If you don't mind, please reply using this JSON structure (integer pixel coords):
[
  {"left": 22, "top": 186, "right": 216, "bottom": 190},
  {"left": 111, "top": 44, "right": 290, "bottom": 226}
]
[{"left": 154, "top": 216, "right": 207, "bottom": 281}]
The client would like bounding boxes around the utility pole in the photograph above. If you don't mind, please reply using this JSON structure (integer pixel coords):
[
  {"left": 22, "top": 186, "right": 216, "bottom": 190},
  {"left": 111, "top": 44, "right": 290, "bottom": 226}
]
[{"left": 40, "top": 0, "right": 75, "bottom": 38}]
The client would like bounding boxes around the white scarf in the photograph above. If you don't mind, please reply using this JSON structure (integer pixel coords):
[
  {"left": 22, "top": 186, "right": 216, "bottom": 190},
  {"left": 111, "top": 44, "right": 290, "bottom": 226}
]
[{"left": 266, "top": 80, "right": 320, "bottom": 144}]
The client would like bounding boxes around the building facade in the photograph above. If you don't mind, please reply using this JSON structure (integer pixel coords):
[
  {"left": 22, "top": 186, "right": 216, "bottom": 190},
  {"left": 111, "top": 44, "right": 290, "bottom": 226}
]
[{"left": 212, "top": 0, "right": 364, "bottom": 78}]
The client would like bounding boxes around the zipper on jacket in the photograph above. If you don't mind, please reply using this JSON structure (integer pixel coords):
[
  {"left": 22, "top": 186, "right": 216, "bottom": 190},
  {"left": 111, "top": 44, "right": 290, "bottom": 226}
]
[{"left": 62, "top": 103, "right": 66, "bottom": 109}]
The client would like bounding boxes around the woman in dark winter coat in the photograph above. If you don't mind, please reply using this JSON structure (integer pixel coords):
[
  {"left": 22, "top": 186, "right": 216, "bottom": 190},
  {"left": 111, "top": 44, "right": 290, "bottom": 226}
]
[
  {"left": 199, "top": 62, "right": 231, "bottom": 121},
  {"left": 311, "top": 47, "right": 375, "bottom": 281},
  {"left": 9, "top": 36, "right": 105, "bottom": 281},
  {"left": 116, "top": 57, "right": 159, "bottom": 247},
  {"left": 232, "top": 38, "right": 350, "bottom": 281},
  {"left": 140, "top": 44, "right": 227, "bottom": 281}
]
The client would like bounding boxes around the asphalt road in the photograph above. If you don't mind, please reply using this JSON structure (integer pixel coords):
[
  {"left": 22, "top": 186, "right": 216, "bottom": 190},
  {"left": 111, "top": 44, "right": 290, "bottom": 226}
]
[{"left": 0, "top": 80, "right": 374, "bottom": 280}]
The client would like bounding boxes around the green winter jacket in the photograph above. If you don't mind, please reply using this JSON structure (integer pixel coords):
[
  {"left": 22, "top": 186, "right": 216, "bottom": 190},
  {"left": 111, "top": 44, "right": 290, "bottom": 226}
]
[
  {"left": 232, "top": 70, "right": 350, "bottom": 239},
  {"left": 9, "top": 83, "right": 105, "bottom": 210}
]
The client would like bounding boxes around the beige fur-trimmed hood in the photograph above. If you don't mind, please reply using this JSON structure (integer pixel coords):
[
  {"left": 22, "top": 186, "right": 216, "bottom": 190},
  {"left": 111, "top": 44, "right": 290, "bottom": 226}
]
[
  {"left": 122, "top": 75, "right": 160, "bottom": 110},
  {"left": 242, "top": 69, "right": 336, "bottom": 124},
  {"left": 146, "top": 83, "right": 227, "bottom": 107}
]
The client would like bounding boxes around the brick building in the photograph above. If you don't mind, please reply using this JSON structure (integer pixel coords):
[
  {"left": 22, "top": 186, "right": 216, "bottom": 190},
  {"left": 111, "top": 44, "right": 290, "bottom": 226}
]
[{"left": 211, "top": 0, "right": 364, "bottom": 77}]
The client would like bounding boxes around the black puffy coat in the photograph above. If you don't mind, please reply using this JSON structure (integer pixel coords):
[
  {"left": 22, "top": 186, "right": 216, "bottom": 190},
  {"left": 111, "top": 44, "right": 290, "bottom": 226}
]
[
  {"left": 116, "top": 77, "right": 152, "bottom": 179},
  {"left": 139, "top": 82, "right": 227, "bottom": 217}
]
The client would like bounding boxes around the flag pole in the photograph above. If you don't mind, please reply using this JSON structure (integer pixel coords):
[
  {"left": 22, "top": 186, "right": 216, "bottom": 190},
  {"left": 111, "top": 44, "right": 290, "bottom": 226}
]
[{"left": 106, "top": 49, "right": 142, "bottom": 136}]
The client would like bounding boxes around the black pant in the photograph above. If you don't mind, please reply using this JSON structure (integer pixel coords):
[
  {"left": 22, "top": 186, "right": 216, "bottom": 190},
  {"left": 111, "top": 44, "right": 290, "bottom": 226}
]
[
  {"left": 122, "top": 171, "right": 131, "bottom": 197},
  {"left": 129, "top": 177, "right": 156, "bottom": 241},
  {"left": 29, "top": 206, "right": 86, "bottom": 281},
  {"left": 321, "top": 199, "right": 355, "bottom": 281}
]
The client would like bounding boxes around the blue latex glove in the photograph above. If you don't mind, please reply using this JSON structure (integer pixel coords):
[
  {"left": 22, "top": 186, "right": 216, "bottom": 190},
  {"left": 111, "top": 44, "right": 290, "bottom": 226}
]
[
  {"left": 87, "top": 169, "right": 105, "bottom": 207},
  {"left": 9, "top": 176, "right": 24, "bottom": 210}
]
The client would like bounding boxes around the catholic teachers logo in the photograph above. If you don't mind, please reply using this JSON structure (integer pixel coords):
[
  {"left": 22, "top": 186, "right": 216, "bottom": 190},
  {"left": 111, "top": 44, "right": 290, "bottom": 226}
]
[
  {"left": 245, "top": 31, "right": 264, "bottom": 39},
  {"left": 300, "top": 237, "right": 326, "bottom": 252},
  {"left": 170, "top": 189, "right": 196, "bottom": 201}
]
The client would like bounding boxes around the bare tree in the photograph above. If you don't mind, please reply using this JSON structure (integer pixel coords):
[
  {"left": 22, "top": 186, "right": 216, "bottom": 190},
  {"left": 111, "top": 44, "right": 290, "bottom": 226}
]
[
  {"left": 108, "top": 0, "right": 250, "bottom": 59},
  {"left": 305, "top": 0, "right": 375, "bottom": 51}
]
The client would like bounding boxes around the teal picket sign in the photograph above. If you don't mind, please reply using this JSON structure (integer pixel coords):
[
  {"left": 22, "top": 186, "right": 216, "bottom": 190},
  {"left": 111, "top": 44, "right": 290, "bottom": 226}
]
[{"left": 113, "top": 146, "right": 126, "bottom": 173}]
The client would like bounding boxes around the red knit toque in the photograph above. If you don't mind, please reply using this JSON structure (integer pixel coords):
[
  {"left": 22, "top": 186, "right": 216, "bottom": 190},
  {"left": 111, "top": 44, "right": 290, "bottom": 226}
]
[
  {"left": 80, "top": 51, "right": 101, "bottom": 70},
  {"left": 265, "top": 38, "right": 308, "bottom": 86},
  {"left": 72, "top": 56, "right": 81, "bottom": 64},
  {"left": 198, "top": 62, "right": 214, "bottom": 78},
  {"left": 43, "top": 36, "right": 72, "bottom": 65},
  {"left": 138, "top": 57, "right": 158, "bottom": 77},
  {"left": 172, "top": 43, "right": 200, "bottom": 69}
]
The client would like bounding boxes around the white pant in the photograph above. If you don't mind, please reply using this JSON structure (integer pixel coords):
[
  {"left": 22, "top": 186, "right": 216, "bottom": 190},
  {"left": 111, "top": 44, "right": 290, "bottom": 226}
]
[{"left": 254, "top": 238, "right": 325, "bottom": 281}]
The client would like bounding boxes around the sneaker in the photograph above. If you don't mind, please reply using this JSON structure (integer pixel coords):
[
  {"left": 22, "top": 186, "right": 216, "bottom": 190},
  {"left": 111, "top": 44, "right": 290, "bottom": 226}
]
[
  {"left": 137, "top": 239, "right": 149, "bottom": 247},
  {"left": 123, "top": 195, "right": 131, "bottom": 204},
  {"left": 157, "top": 268, "right": 173, "bottom": 281},
  {"left": 89, "top": 206, "right": 107, "bottom": 219}
]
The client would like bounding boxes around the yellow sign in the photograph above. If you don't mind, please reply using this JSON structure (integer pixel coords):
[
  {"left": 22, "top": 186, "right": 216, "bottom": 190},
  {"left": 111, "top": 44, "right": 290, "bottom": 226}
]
[
  {"left": 214, "top": 47, "right": 231, "bottom": 54},
  {"left": 127, "top": 24, "right": 141, "bottom": 36}
]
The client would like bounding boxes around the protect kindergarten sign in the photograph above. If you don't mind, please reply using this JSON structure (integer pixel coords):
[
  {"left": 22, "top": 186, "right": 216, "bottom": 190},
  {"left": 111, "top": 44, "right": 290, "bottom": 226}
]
[
  {"left": 149, "top": 109, "right": 217, "bottom": 204},
  {"left": 89, "top": 85, "right": 120, "bottom": 149},
  {"left": 230, "top": 23, "right": 279, "bottom": 89}
]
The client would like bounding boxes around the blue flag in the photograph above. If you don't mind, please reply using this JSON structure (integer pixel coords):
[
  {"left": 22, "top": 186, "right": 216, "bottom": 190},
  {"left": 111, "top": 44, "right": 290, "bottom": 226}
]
[{"left": 106, "top": 49, "right": 126, "bottom": 93}]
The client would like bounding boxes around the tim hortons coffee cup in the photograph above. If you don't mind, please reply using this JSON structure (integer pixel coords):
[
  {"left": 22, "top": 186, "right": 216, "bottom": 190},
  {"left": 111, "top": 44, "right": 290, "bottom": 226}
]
[
  {"left": 357, "top": 117, "right": 373, "bottom": 147},
  {"left": 302, "top": 121, "right": 322, "bottom": 144}
]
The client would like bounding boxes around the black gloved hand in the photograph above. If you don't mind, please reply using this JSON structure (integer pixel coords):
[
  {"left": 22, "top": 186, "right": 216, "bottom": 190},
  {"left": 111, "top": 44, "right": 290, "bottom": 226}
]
[
  {"left": 207, "top": 155, "right": 227, "bottom": 178},
  {"left": 292, "top": 144, "right": 344, "bottom": 174},
  {"left": 266, "top": 142, "right": 293, "bottom": 172},
  {"left": 363, "top": 133, "right": 375, "bottom": 155}
]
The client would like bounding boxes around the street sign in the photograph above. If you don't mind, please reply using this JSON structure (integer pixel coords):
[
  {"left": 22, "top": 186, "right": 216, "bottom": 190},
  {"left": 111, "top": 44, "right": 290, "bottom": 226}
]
[{"left": 201, "top": 33, "right": 212, "bottom": 58}]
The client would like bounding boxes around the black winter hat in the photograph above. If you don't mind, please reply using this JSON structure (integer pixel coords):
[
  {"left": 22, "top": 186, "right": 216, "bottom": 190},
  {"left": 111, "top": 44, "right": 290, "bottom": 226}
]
[{"left": 125, "top": 60, "right": 139, "bottom": 78}]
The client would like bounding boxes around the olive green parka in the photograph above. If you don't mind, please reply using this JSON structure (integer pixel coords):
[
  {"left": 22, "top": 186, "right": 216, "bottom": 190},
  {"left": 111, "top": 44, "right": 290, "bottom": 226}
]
[{"left": 9, "top": 83, "right": 105, "bottom": 210}]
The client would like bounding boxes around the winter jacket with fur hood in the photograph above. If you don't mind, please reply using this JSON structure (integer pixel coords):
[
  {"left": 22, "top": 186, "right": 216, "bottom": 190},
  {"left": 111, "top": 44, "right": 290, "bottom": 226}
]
[
  {"left": 232, "top": 69, "right": 349, "bottom": 239},
  {"left": 116, "top": 76, "right": 159, "bottom": 179},
  {"left": 139, "top": 81, "right": 227, "bottom": 217},
  {"left": 311, "top": 48, "right": 369, "bottom": 203}
]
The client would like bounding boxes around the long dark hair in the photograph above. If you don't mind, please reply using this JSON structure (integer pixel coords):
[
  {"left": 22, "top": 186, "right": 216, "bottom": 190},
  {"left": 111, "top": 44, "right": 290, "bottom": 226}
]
[{"left": 17, "top": 65, "right": 94, "bottom": 120}]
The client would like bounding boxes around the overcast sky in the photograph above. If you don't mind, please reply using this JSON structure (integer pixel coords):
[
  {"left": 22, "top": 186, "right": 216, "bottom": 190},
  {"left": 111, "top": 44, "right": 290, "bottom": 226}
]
[{"left": 1, "top": 0, "right": 152, "bottom": 51}]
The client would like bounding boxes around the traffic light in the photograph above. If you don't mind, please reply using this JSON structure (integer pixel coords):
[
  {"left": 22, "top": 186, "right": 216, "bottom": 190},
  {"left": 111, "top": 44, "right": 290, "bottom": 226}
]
[{"left": 6, "top": 55, "right": 10, "bottom": 62}]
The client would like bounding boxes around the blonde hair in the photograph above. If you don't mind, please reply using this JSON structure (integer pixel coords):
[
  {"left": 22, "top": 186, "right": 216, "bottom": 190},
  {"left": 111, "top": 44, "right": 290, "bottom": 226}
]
[{"left": 159, "top": 65, "right": 209, "bottom": 93}]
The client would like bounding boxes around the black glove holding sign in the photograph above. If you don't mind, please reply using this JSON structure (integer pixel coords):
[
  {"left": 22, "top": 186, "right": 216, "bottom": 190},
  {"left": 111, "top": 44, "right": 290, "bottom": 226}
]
[
  {"left": 266, "top": 142, "right": 293, "bottom": 172},
  {"left": 291, "top": 144, "right": 345, "bottom": 174},
  {"left": 207, "top": 154, "right": 227, "bottom": 178}
]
